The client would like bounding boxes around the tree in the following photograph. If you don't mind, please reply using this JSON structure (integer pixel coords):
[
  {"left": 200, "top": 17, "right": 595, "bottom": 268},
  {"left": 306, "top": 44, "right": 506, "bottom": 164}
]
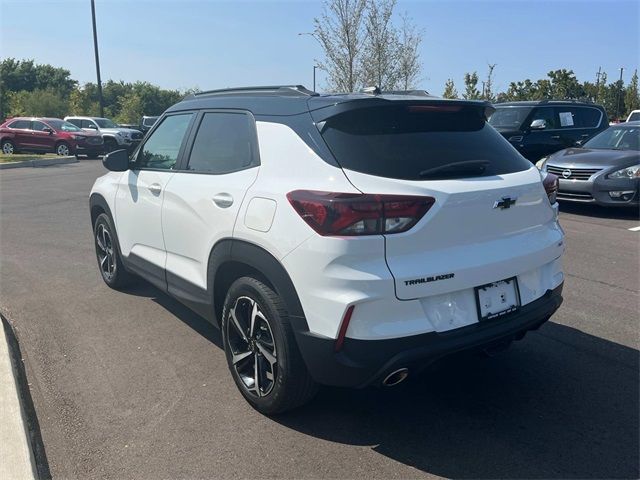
[
  {"left": 625, "top": 69, "right": 639, "bottom": 115},
  {"left": 546, "top": 69, "right": 584, "bottom": 99},
  {"left": 314, "top": 0, "right": 368, "bottom": 92},
  {"left": 7, "top": 89, "right": 68, "bottom": 118},
  {"left": 442, "top": 78, "right": 458, "bottom": 99},
  {"left": 483, "top": 63, "right": 497, "bottom": 101},
  {"left": 395, "top": 12, "right": 422, "bottom": 90},
  {"left": 463, "top": 72, "right": 480, "bottom": 99},
  {"left": 362, "top": 0, "right": 399, "bottom": 89}
]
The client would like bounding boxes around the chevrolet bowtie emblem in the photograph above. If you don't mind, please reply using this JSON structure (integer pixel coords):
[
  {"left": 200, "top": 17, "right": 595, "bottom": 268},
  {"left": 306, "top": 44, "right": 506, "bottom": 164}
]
[{"left": 493, "top": 196, "right": 517, "bottom": 209}]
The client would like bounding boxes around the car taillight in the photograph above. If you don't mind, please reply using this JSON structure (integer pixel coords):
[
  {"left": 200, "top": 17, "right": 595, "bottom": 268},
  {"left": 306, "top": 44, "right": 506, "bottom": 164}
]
[
  {"left": 334, "top": 305, "right": 354, "bottom": 352},
  {"left": 286, "top": 190, "right": 435, "bottom": 236},
  {"left": 542, "top": 172, "right": 559, "bottom": 204}
]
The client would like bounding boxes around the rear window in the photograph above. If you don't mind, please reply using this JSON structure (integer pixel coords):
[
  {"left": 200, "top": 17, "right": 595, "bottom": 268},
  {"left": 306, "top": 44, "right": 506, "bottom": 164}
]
[{"left": 320, "top": 105, "right": 531, "bottom": 180}]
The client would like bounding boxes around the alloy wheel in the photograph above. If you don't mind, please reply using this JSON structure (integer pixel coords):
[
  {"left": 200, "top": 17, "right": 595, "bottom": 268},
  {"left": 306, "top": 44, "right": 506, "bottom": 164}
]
[
  {"left": 96, "top": 223, "right": 116, "bottom": 280},
  {"left": 226, "top": 296, "right": 278, "bottom": 397},
  {"left": 2, "top": 142, "right": 14, "bottom": 154},
  {"left": 57, "top": 143, "right": 70, "bottom": 156}
]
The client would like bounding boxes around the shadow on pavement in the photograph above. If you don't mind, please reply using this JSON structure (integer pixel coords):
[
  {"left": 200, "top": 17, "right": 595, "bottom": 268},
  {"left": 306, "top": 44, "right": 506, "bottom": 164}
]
[
  {"left": 121, "top": 281, "right": 639, "bottom": 478},
  {"left": 275, "top": 322, "right": 639, "bottom": 479},
  {"left": 559, "top": 201, "right": 640, "bottom": 220}
]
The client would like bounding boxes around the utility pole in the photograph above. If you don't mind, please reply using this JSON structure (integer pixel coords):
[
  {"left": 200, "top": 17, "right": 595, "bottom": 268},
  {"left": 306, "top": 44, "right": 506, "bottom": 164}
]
[
  {"left": 91, "top": 0, "right": 104, "bottom": 117},
  {"left": 595, "top": 66, "right": 601, "bottom": 102},
  {"left": 313, "top": 65, "right": 317, "bottom": 92},
  {"left": 615, "top": 67, "right": 624, "bottom": 120}
]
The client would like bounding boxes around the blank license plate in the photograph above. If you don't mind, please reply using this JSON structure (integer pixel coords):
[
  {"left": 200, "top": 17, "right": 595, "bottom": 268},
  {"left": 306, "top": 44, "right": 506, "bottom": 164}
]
[{"left": 475, "top": 278, "right": 520, "bottom": 321}]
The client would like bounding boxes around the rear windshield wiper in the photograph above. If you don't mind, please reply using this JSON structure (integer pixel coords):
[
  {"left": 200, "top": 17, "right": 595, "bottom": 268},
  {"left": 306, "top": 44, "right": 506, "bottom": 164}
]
[{"left": 419, "top": 160, "right": 490, "bottom": 178}]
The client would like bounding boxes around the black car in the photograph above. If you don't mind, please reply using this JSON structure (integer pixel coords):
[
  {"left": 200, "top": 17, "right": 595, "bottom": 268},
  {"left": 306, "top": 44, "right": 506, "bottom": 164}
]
[{"left": 489, "top": 100, "right": 608, "bottom": 162}]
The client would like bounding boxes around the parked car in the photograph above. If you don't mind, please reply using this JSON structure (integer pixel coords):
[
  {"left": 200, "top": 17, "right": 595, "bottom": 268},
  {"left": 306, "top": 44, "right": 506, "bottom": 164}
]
[
  {"left": 537, "top": 122, "right": 639, "bottom": 206},
  {"left": 140, "top": 116, "right": 158, "bottom": 133},
  {"left": 64, "top": 116, "right": 143, "bottom": 153},
  {"left": 90, "top": 86, "right": 564, "bottom": 414},
  {"left": 0, "top": 117, "right": 104, "bottom": 157},
  {"left": 489, "top": 100, "right": 608, "bottom": 162},
  {"left": 626, "top": 110, "right": 640, "bottom": 122}
]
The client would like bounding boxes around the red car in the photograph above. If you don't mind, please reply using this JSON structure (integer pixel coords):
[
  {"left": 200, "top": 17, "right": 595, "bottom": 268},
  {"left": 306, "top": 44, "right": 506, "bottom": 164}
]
[{"left": 0, "top": 117, "right": 105, "bottom": 158}]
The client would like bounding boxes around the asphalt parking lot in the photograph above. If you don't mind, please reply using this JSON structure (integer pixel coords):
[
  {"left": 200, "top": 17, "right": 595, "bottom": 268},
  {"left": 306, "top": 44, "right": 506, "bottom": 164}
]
[{"left": 0, "top": 161, "right": 638, "bottom": 479}]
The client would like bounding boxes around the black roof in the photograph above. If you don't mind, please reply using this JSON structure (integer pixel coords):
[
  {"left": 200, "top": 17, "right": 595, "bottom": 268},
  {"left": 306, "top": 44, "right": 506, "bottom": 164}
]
[
  {"left": 166, "top": 85, "right": 493, "bottom": 117},
  {"left": 495, "top": 100, "right": 603, "bottom": 108}
]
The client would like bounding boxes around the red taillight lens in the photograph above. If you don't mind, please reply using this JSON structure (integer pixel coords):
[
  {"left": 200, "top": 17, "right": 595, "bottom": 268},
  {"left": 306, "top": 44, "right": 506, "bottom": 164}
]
[
  {"left": 542, "top": 172, "right": 559, "bottom": 204},
  {"left": 286, "top": 190, "right": 435, "bottom": 236},
  {"left": 335, "top": 305, "right": 355, "bottom": 352}
]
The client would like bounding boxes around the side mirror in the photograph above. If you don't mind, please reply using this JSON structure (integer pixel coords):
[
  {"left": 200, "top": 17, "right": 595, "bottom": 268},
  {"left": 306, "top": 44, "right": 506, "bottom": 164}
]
[
  {"left": 87, "top": 124, "right": 98, "bottom": 130},
  {"left": 574, "top": 139, "right": 584, "bottom": 147},
  {"left": 43, "top": 127, "right": 54, "bottom": 135},
  {"left": 102, "top": 149, "right": 129, "bottom": 172},
  {"left": 530, "top": 119, "right": 547, "bottom": 130}
]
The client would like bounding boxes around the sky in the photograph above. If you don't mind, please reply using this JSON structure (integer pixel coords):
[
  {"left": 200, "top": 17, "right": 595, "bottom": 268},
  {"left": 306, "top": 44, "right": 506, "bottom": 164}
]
[{"left": 1, "top": 0, "right": 638, "bottom": 96}]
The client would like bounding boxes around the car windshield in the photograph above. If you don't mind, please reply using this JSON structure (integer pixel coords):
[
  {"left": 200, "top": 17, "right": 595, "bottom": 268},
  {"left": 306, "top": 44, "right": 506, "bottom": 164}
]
[
  {"left": 143, "top": 117, "right": 158, "bottom": 127},
  {"left": 628, "top": 112, "right": 640, "bottom": 122},
  {"left": 94, "top": 118, "right": 118, "bottom": 128},
  {"left": 583, "top": 126, "right": 640, "bottom": 151},
  {"left": 488, "top": 106, "right": 533, "bottom": 128},
  {"left": 46, "top": 120, "right": 82, "bottom": 132}
]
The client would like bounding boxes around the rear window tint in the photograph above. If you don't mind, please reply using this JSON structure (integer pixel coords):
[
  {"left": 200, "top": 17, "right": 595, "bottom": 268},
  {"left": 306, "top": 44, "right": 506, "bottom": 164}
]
[{"left": 320, "top": 105, "right": 531, "bottom": 180}]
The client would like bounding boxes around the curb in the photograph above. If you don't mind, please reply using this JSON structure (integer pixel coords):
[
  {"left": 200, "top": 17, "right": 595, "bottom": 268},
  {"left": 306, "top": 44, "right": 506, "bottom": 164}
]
[
  {"left": 0, "top": 315, "right": 50, "bottom": 479},
  {"left": 0, "top": 156, "right": 78, "bottom": 170}
]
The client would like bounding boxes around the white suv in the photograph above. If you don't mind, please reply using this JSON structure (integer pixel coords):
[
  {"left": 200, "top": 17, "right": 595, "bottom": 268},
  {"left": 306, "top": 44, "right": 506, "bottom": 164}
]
[{"left": 90, "top": 86, "right": 565, "bottom": 414}]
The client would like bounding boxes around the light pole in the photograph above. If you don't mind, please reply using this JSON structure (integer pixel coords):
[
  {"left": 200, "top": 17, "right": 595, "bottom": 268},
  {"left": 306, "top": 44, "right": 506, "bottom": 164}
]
[
  {"left": 615, "top": 67, "right": 624, "bottom": 120},
  {"left": 298, "top": 32, "right": 321, "bottom": 92},
  {"left": 90, "top": 0, "right": 104, "bottom": 117}
]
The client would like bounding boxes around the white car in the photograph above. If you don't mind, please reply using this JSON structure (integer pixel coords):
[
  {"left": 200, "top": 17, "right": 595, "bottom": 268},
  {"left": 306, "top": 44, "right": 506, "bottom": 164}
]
[
  {"left": 89, "top": 86, "right": 565, "bottom": 414},
  {"left": 627, "top": 110, "right": 640, "bottom": 122}
]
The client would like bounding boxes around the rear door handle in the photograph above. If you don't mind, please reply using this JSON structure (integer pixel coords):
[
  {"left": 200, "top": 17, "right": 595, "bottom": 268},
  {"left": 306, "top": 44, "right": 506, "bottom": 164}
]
[
  {"left": 213, "top": 193, "right": 233, "bottom": 208},
  {"left": 580, "top": 133, "right": 590, "bottom": 138},
  {"left": 551, "top": 135, "right": 561, "bottom": 140},
  {"left": 148, "top": 183, "right": 162, "bottom": 195}
]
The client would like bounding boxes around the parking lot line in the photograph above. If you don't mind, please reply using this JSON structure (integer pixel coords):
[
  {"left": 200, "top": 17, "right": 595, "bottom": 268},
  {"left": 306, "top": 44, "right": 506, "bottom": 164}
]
[{"left": 628, "top": 226, "right": 640, "bottom": 232}]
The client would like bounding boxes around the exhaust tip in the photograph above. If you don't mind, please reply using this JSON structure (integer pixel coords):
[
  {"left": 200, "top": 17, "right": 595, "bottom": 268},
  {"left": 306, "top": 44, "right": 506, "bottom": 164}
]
[{"left": 382, "top": 368, "right": 409, "bottom": 387}]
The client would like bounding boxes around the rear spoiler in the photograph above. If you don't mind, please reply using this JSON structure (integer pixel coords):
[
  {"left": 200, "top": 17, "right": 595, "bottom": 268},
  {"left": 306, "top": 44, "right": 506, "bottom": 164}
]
[{"left": 309, "top": 98, "right": 495, "bottom": 123}]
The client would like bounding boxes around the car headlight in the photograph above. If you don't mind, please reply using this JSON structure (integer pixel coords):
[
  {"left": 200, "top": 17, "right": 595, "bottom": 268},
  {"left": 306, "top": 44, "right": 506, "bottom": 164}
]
[
  {"left": 535, "top": 156, "right": 548, "bottom": 171},
  {"left": 608, "top": 165, "right": 640, "bottom": 179},
  {"left": 71, "top": 135, "right": 85, "bottom": 140}
]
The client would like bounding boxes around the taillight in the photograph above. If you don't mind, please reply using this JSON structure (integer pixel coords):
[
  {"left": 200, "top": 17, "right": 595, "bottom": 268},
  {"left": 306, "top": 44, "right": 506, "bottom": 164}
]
[
  {"left": 286, "top": 190, "right": 435, "bottom": 236},
  {"left": 542, "top": 172, "right": 559, "bottom": 204}
]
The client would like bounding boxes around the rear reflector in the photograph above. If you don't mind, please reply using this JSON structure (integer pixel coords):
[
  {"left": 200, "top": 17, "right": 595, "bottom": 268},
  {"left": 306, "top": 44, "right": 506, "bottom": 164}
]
[
  {"left": 335, "top": 305, "right": 355, "bottom": 352},
  {"left": 286, "top": 190, "right": 435, "bottom": 236},
  {"left": 542, "top": 172, "right": 559, "bottom": 204}
]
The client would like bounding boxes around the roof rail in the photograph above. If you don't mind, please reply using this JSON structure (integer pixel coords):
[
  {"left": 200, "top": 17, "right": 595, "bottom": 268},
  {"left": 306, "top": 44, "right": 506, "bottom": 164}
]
[
  {"left": 538, "top": 99, "right": 591, "bottom": 104},
  {"left": 189, "top": 85, "right": 318, "bottom": 98},
  {"left": 382, "top": 89, "right": 432, "bottom": 97}
]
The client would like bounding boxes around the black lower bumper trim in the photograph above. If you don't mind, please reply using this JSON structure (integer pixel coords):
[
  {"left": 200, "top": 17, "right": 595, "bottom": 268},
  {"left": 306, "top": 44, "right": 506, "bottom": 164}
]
[{"left": 293, "top": 283, "right": 563, "bottom": 388}]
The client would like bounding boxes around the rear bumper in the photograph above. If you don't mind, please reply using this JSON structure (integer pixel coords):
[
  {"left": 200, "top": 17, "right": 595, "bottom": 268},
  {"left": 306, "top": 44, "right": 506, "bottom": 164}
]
[{"left": 292, "top": 283, "right": 563, "bottom": 388}]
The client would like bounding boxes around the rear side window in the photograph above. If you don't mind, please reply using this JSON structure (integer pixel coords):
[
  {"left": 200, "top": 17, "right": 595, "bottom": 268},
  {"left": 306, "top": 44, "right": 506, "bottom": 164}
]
[
  {"left": 136, "top": 113, "right": 193, "bottom": 170},
  {"left": 320, "top": 105, "right": 530, "bottom": 180},
  {"left": 8, "top": 120, "right": 30, "bottom": 129},
  {"left": 577, "top": 107, "right": 602, "bottom": 128},
  {"left": 186, "top": 112, "right": 256, "bottom": 174}
]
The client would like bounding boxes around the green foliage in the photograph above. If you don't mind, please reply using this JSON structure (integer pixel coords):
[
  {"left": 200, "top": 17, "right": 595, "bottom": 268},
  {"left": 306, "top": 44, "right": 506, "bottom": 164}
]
[
  {"left": 442, "top": 78, "right": 458, "bottom": 99},
  {"left": 7, "top": 89, "right": 69, "bottom": 118},
  {"left": 1, "top": 58, "right": 190, "bottom": 124},
  {"left": 625, "top": 70, "right": 639, "bottom": 114},
  {"left": 463, "top": 72, "right": 480, "bottom": 100}
]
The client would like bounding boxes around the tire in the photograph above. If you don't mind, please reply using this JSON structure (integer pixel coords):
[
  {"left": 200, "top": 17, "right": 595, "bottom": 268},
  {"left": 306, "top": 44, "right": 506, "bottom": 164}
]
[
  {"left": 1, "top": 139, "right": 15, "bottom": 154},
  {"left": 221, "top": 276, "right": 318, "bottom": 415},
  {"left": 93, "top": 213, "right": 134, "bottom": 289},
  {"left": 55, "top": 142, "right": 71, "bottom": 156}
]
